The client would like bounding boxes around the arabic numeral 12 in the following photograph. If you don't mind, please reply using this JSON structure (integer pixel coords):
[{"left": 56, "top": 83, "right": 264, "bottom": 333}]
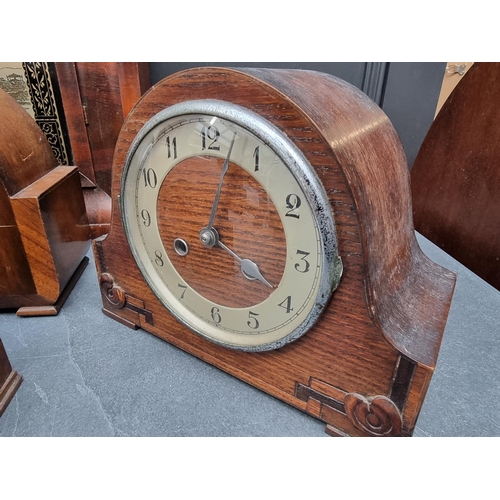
[{"left": 201, "top": 125, "right": 220, "bottom": 151}]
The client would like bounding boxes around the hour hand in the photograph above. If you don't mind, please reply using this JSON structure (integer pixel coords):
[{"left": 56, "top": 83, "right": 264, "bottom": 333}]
[
  {"left": 199, "top": 227, "right": 273, "bottom": 289},
  {"left": 218, "top": 240, "right": 274, "bottom": 289}
]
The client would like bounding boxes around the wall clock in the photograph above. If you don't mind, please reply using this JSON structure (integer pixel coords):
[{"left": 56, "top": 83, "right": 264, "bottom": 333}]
[{"left": 93, "top": 67, "right": 456, "bottom": 436}]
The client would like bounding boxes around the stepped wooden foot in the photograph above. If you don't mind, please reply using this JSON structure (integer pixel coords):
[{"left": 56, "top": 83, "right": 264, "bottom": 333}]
[{"left": 16, "top": 256, "right": 89, "bottom": 317}]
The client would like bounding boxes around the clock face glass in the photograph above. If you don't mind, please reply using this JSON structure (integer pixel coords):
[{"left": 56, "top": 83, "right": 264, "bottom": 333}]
[{"left": 121, "top": 100, "right": 341, "bottom": 351}]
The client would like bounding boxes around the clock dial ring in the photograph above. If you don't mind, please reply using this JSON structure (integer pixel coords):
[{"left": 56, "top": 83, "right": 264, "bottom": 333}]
[{"left": 120, "top": 99, "right": 342, "bottom": 351}]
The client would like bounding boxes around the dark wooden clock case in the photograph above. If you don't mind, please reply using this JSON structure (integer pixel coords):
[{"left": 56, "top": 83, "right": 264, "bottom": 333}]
[
  {"left": 0, "top": 89, "right": 90, "bottom": 316},
  {"left": 93, "top": 67, "right": 456, "bottom": 436},
  {"left": 0, "top": 338, "right": 22, "bottom": 416},
  {"left": 53, "top": 62, "right": 150, "bottom": 238},
  {"left": 412, "top": 62, "right": 500, "bottom": 291}
]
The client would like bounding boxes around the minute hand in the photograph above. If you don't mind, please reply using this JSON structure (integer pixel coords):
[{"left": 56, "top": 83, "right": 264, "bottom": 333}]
[{"left": 207, "top": 132, "right": 236, "bottom": 231}]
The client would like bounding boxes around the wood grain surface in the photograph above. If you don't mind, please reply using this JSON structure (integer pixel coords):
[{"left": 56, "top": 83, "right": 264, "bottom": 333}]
[
  {"left": 412, "top": 62, "right": 500, "bottom": 291},
  {"left": 0, "top": 89, "right": 91, "bottom": 313},
  {"left": 54, "top": 62, "right": 150, "bottom": 238},
  {"left": 54, "top": 62, "right": 96, "bottom": 186},
  {"left": 94, "top": 67, "right": 456, "bottom": 436},
  {"left": 158, "top": 156, "right": 285, "bottom": 307}
]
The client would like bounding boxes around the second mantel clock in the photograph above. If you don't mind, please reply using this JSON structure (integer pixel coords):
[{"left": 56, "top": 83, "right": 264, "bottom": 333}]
[{"left": 93, "top": 67, "right": 456, "bottom": 436}]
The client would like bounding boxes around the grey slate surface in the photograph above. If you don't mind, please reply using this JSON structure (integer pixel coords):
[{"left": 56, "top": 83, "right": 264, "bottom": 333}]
[{"left": 1, "top": 233, "right": 499, "bottom": 437}]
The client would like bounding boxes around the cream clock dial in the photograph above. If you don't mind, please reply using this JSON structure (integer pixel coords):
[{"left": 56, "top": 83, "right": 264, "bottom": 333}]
[{"left": 120, "top": 100, "right": 342, "bottom": 351}]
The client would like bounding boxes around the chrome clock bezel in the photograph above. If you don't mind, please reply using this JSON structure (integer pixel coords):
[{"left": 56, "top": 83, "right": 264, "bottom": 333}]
[{"left": 119, "top": 99, "right": 342, "bottom": 351}]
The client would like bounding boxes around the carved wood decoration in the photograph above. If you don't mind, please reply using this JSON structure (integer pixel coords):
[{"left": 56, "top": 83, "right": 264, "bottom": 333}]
[
  {"left": 411, "top": 62, "right": 500, "bottom": 291},
  {"left": 0, "top": 338, "right": 22, "bottom": 417},
  {"left": 54, "top": 62, "right": 150, "bottom": 238},
  {"left": 20, "top": 62, "right": 71, "bottom": 166},
  {"left": 93, "top": 67, "right": 456, "bottom": 436},
  {"left": 0, "top": 89, "right": 90, "bottom": 316}
]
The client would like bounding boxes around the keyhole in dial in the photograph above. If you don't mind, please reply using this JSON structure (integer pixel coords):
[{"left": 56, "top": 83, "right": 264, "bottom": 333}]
[{"left": 174, "top": 238, "right": 189, "bottom": 256}]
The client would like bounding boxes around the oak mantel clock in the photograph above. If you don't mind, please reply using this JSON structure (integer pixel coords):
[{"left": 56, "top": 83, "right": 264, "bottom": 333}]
[{"left": 93, "top": 67, "right": 456, "bottom": 436}]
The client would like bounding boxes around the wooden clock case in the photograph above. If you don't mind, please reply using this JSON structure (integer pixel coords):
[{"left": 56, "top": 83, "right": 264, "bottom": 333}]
[
  {"left": 53, "top": 62, "right": 150, "bottom": 238},
  {"left": 412, "top": 62, "right": 500, "bottom": 291},
  {"left": 0, "top": 338, "right": 22, "bottom": 416},
  {"left": 0, "top": 89, "right": 90, "bottom": 316},
  {"left": 93, "top": 67, "right": 456, "bottom": 436}
]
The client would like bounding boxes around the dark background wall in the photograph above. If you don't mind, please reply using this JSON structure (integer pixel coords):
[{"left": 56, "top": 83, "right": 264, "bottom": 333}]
[{"left": 149, "top": 62, "right": 446, "bottom": 169}]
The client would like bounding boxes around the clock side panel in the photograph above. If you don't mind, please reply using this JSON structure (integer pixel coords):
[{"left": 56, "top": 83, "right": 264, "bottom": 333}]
[
  {"left": 94, "top": 68, "right": 433, "bottom": 436},
  {"left": 239, "top": 68, "right": 456, "bottom": 369},
  {"left": 0, "top": 184, "right": 37, "bottom": 304}
]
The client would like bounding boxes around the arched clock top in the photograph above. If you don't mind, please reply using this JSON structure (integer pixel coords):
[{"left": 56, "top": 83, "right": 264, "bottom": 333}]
[
  {"left": 237, "top": 68, "right": 457, "bottom": 368},
  {"left": 0, "top": 90, "right": 58, "bottom": 196}
]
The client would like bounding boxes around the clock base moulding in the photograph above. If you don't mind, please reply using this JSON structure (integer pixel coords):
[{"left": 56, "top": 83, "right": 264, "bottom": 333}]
[{"left": 92, "top": 67, "right": 456, "bottom": 437}]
